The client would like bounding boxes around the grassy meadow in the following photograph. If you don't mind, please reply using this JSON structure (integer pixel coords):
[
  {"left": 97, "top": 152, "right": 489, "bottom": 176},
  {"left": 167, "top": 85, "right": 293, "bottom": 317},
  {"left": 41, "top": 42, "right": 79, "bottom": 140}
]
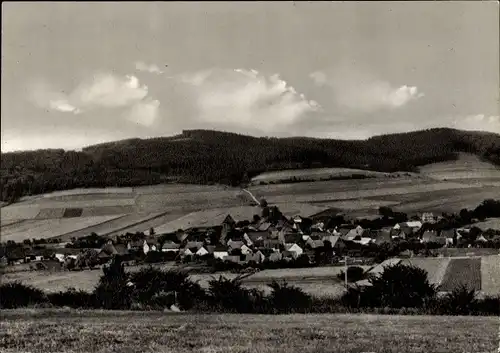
[{"left": 1, "top": 310, "right": 498, "bottom": 353}]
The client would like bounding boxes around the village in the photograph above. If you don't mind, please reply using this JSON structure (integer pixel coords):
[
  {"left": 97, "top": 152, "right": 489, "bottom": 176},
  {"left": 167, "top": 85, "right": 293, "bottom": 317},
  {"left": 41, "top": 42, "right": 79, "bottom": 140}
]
[{"left": 2, "top": 201, "right": 499, "bottom": 272}]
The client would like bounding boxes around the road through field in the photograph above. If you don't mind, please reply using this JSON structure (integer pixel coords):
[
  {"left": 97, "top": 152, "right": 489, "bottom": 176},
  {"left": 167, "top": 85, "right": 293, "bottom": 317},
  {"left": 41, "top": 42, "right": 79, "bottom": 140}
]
[{"left": 0, "top": 310, "right": 497, "bottom": 353}]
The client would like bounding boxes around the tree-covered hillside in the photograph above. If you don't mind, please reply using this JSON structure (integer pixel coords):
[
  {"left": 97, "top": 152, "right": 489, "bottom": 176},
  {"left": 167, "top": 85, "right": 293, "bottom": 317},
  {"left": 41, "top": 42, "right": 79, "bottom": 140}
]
[{"left": 1, "top": 128, "right": 499, "bottom": 202}]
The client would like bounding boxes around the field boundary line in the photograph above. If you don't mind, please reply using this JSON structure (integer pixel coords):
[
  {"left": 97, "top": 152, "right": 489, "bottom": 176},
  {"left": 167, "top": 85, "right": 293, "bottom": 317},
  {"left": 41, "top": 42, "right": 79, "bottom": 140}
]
[
  {"left": 100, "top": 211, "right": 176, "bottom": 236},
  {"left": 51, "top": 214, "right": 130, "bottom": 240}
]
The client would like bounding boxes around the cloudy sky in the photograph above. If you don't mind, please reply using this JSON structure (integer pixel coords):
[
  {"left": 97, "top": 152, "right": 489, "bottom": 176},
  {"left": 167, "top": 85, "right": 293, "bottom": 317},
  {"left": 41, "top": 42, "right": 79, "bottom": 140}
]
[{"left": 2, "top": 2, "right": 499, "bottom": 152}]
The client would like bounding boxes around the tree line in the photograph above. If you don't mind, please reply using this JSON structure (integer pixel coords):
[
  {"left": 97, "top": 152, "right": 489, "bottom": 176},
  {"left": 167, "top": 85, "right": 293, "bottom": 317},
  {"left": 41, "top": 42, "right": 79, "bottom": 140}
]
[
  {"left": 1, "top": 128, "right": 499, "bottom": 202},
  {"left": 1, "top": 261, "right": 498, "bottom": 316}
]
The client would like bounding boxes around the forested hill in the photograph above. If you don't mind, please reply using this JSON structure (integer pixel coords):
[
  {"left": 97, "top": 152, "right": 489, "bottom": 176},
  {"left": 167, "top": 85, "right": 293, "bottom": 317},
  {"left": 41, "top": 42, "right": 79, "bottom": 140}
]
[{"left": 1, "top": 128, "right": 499, "bottom": 202}]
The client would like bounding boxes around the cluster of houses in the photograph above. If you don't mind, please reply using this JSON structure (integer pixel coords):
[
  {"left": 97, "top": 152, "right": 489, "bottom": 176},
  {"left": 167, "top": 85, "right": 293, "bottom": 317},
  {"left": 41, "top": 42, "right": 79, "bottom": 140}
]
[{"left": 2, "top": 211, "right": 499, "bottom": 268}]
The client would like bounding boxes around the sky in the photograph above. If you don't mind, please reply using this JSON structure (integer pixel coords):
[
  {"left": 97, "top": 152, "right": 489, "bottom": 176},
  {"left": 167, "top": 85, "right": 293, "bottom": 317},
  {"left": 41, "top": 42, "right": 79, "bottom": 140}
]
[{"left": 1, "top": 1, "right": 499, "bottom": 152}]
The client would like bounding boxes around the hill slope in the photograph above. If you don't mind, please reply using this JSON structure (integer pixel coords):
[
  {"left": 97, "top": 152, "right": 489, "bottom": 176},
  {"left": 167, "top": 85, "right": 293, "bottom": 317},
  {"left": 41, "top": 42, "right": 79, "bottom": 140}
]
[{"left": 1, "top": 128, "right": 498, "bottom": 201}]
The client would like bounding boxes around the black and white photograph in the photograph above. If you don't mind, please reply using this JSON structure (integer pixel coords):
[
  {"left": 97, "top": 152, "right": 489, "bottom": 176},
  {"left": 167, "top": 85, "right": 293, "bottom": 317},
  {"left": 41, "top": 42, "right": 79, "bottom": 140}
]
[{"left": 1, "top": 2, "right": 499, "bottom": 352}]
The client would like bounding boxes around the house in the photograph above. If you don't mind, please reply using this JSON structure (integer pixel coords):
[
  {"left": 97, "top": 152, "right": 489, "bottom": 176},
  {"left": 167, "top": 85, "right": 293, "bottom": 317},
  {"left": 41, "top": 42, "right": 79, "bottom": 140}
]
[
  {"left": 196, "top": 246, "right": 209, "bottom": 256},
  {"left": 263, "top": 239, "right": 281, "bottom": 249},
  {"left": 254, "top": 250, "right": 266, "bottom": 263},
  {"left": 143, "top": 238, "right": 159, "bottom": 254},
  {"left": 257, "top": 221, "right": 271, "bottom": 232},
  {"left": 244, "top": 231, "right": 267, "bottom": 248},
  {"left": 440, "top": 229, "right": 456, "bottom": 246},
  {"left": 268, "top": 252, "right": 282, "bottom": 262},
  {"left": 161, "top": 242, "right": 180, "bottom": 253},
  {"left": 284, "top": 243, "right": 303, "bottom": 258},
  {"left": 212, "top": 246, "right": 229, "bottom": 260},
  {"left": 421, "top": 231, "right": 447, "bottom": 246},
  {"left": 227, "top": 239, "right": 245, "bottom": 250},
  {"left": 353, "top": 237, "right": 373, "bottom": 246},
  {"left": 403, "top": 221, "right": 423, "bottom": 231},
  {"left": 223, "top": 255, "right": 242, "bottom": 264},
  {"left": 127, "top": 240, "right": 144, "bottom": 252},
  {"left": 245, "top": 253, "right": 263, "bottom": 263},
  {"left": 345, "top": 225, "right": 364, "bottom": 240},
  {"left": 375, "top": 229, "right": 392, "bottom": 245},
  {"left": 282, "top": 233, "right": 302, "bottom": 246},
  {"left": 306, "top": 237, "right": 324, "bottom": 249},
  {"left": 421, "top": 212, "right": 436, "bottom": 223}
]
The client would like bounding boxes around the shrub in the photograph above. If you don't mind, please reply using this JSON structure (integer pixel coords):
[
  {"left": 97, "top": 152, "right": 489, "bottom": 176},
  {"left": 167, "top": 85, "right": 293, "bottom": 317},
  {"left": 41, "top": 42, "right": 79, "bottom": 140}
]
[
  {"left": 440, "top": 285, "right": 478, "bottom": 315},
  {"left": 207, "top": 275, "right": 262, "bottom": 313},
  {"left": 0, "top": 281, "right": 48, "bottom": 308},
  {"left": 47, "top": 288, "right": 97, "bottom": 308},
  {"left": 129, "top": 266, "right": 205, "bottom": 310},
  {"left": 268, "top": 280, "right": 312, "bottom": 313},
  {"left": 475, "top": 295, "right": 500, "bottom": 316},
  {"left": 93, "top": 258, "right": 132, "bottom": 309},
  {"left": 337, "top": 266, "right": 366, "bottom": 282}
]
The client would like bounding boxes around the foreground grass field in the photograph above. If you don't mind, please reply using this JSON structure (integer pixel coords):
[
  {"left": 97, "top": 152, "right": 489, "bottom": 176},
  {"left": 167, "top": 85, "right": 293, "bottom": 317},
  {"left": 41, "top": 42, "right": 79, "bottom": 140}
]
[{"left": 0, "top": 310, "right": 498, "bottom": 353}]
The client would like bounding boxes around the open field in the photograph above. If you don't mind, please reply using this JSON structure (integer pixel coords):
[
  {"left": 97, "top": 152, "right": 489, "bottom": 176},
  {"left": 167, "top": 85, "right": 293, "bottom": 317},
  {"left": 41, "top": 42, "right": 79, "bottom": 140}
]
[
  {"left": 250, "top": 167, "right": 393, "bottom": 183},
  {"left": 1, "top": 310, "right": 498, "bottom": 353},
  {"left": 2, "top": 154, "right": 500, "bottom": 243},
  {"left": 419, "top": 153, "right": 500, "bottom": 181},
  {"left": 1, "top": 265, "right": 353, "bottom": 297},
  {"left": 0, "top": 215, "right": 125, "bottom": 242},
  {"left": 474, "top": 218, "right": 500, "bottom": 231},
  {"left": 364, "top": 256, "right": 499, "bottom": 295}
]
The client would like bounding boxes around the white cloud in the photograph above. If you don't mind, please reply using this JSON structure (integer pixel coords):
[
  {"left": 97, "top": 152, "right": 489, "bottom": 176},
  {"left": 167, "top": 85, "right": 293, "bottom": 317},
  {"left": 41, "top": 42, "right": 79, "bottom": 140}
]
[
  {"left": 126, "top": 98, "right": 160, "bottom": 126},
  {"left": 30, "top": 73, "right": 160, "bottom": 125},
  {"left": 451, "top": 114, "right": 500, "bottom": 133},
  {"left": 179, "top": 68, "right": 321, "bottom": 132},
  {"left": 135, "top": 61, "right": 164, "bottom": 74},
  {"left": 310, "top": 70, "right": 424, "bottom": 112},
  {"left": 72, "top": 74, "right": 148, "bottom": 109}
]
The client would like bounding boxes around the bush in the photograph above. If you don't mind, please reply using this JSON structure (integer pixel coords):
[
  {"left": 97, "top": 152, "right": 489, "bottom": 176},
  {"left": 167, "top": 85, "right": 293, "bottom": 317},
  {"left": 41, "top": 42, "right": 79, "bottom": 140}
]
[
  {"left": 128, "top": 266, "right": 205, "bottom": 310},
  {"left": 47, "top": 288, "right": 97, "bottom": 308},
  {"left": 475, "top": 295, "right": 500, "bottom": 316},
  {"left": 268, "top": 280, "right": 312, "bottom": 313},
  {"left": 440, "top": 285, "right": 478, "bottom": 315},
  {"left": 0, "top": 281, "right": 48, "bottom": 308},
  {"left": 93, "top": 258, "right": 133, "bottom": 309},
  {"left": 207, "top": 275, "right": 264, "bottom": 313},
  {"left": 337, "top": 266, "right": 366, "bottom": 282}
]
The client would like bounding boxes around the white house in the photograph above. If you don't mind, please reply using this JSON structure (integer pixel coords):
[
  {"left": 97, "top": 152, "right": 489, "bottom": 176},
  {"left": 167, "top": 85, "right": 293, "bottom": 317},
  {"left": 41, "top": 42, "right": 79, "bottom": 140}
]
[
  {"left": 196, "top": 246, "right": 209, "bottom": 256},
  {"left": 213, "top": 250, "right": 229, "bottom": 260},
  {"left": 284, "top": 243, "right": 303, "bottom": 257},
  {"left": 143, "top": 240, "right": 158, "bottom": 254},
  {"left": 240, "top": 244, "right": 252, "bottom": 255}
]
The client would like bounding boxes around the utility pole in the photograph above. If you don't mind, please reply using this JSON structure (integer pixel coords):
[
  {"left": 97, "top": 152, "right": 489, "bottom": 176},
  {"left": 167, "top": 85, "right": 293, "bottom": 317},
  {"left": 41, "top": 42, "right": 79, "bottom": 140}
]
[{"left": 344, "top": 255, "right": 348, "bottom": 287}]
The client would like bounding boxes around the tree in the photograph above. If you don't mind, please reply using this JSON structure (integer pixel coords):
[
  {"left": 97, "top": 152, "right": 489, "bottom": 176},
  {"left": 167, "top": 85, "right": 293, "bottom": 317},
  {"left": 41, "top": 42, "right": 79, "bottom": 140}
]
[
  {"left": 364, "top": 263, "right": 437, "bottom": 308},
  {"left": 94, "top": 258, "right": 132, "bottom": 309},
  {"left": 259, "top": 198, "right": 268, "bottom": 208}
]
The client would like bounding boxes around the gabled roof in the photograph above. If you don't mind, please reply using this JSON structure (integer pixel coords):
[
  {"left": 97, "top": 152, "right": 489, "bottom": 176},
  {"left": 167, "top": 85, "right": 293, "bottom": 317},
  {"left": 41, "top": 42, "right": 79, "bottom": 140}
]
[
  {"left": 100, "top": 243, "right": 118, "bottom": 255},
  {"left": 285, "top": 243, "right": 302, "bottom": 251},
  {"left": 185, "top": 241, "right": 203, "bottom": 250},
  {"left": 222, "top": 214, "right": 236, "bottom": 225},
  {"left": 228, "top": 240, "right": 245, "bottom": 249},
  {"left": 162, "top": 242, "right": 180, "bottom": 250},
  {"left": 309, "top": 239, "right": 324, "bottom": 249},
  {"left": 257, "top": 222, "right": 271, "bottom": 231}
]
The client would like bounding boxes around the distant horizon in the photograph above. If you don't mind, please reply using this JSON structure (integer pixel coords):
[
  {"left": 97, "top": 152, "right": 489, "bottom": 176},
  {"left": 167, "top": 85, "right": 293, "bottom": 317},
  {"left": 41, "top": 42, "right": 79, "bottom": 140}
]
[
  {"left": 2, "top": 2, "right": 498, "bottom": 152},
  {"left": 1, "top": 126, "right": 498, "bottom": 154}
]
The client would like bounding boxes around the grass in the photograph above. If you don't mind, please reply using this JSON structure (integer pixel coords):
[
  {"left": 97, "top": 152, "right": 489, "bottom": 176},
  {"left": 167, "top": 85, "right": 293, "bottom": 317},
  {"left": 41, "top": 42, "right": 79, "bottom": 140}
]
[{"left": 0, "top": 310, "right": 498, "bottom": 353}]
